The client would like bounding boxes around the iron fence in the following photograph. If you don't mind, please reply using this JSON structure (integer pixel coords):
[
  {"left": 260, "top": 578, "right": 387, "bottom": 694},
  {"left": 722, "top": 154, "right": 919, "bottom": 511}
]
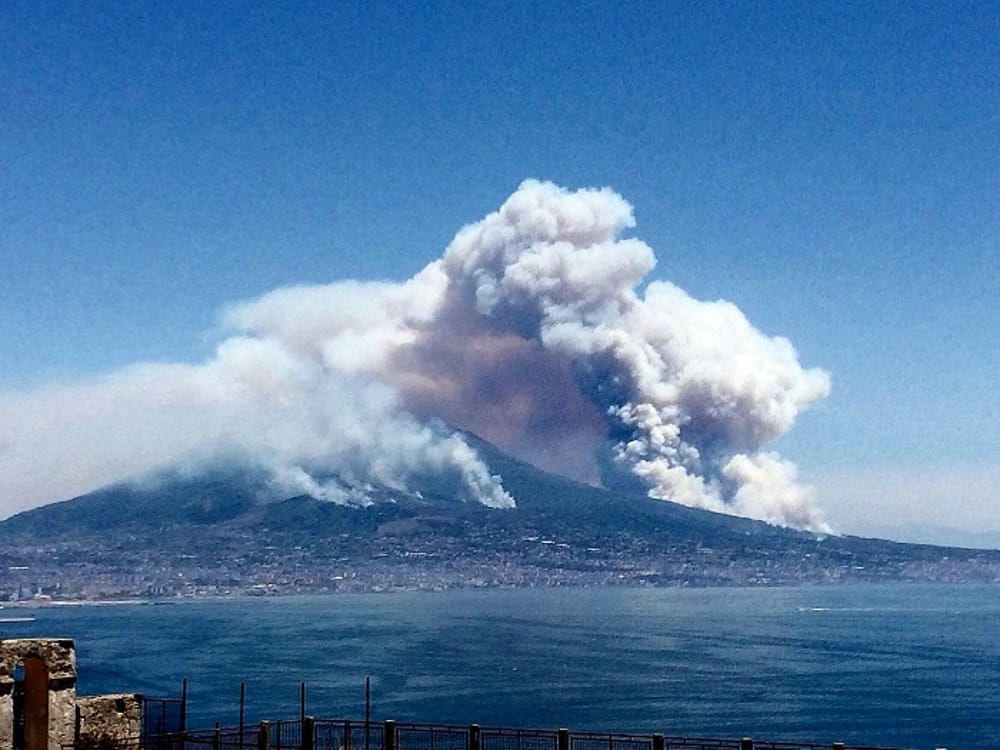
[
  {"left": 141, "top": 693, "right": 187, "bottom": 750},
  {"left": 480, "top": 727, "right": 558, "bottom": 750},
  {"left": 150, "top": 719, "right": 906, "bottom": 750},
  {"left": 313, "top": 718, "right": 382, "bottom": 750},
  {"left": 143, "top": 697, "right": 186, "bottom": 739},
  {"left": 394, "top": 722, "right": 471, "bottom": 750}
]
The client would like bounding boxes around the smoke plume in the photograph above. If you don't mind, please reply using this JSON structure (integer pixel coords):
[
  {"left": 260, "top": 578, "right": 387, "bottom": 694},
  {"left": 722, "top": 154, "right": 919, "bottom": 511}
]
[{"left": 0, "top": 180, "right": 830, "bottom": 529}]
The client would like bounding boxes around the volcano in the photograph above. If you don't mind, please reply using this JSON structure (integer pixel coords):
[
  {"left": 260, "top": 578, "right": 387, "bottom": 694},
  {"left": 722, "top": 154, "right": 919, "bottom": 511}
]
[{"left": 1, "top": 436, "right": 997, "bottom": 599}]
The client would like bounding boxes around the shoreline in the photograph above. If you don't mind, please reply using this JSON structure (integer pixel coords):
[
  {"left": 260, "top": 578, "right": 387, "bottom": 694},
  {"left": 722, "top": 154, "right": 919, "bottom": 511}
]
[{"left": 2, "top": 578, "right": 999, "bottom": 610}]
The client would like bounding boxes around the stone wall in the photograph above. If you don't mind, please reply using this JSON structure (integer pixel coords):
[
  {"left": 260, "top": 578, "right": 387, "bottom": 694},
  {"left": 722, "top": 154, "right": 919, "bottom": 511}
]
[
  {"left": 75, "top": 695, "right": 143, "bottom": 747},
  {"left": 0, "top": 639, "right": 77, "bottom": 750},
  {"left": 0, "top": 638, "right": 144, "bottom": 750}
]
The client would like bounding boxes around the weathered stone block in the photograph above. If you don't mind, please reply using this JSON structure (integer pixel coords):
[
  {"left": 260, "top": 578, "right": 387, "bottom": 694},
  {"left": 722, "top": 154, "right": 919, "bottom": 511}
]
[
  {"left": 76, "top": 694, "right": 143, "bottom": 747},
  {"left": 1, "top": 639, "right": 146, "bottom": 750},
  {"left": 0, "top": 639, "right": 77, "bottom": 750}
]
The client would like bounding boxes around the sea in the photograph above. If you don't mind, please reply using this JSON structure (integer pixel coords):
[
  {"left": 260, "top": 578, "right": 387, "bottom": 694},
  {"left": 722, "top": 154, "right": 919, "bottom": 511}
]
[{"left": 2, "top": 584, "right": 998, "bottom": 750}]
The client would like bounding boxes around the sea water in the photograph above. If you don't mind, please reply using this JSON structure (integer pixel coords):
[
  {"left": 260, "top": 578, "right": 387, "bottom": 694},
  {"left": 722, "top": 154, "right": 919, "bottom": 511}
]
[{"left": 2, "top": 585, "right": 997, "bottom": 750}]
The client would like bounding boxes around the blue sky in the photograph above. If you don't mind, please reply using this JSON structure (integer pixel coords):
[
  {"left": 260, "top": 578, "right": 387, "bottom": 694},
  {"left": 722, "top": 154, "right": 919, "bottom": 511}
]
[{"left": 1, "top": 1, "right": 997, "bottom": 544}]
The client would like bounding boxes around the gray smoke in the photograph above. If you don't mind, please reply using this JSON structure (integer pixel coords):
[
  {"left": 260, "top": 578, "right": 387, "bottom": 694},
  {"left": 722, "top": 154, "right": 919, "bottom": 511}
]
[{"left": 0, "top": 180, "right": 830, "bottom": 529}]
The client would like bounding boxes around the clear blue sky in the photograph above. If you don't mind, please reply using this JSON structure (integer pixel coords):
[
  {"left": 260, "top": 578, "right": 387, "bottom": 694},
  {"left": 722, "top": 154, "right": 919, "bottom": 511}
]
[{"left": 1, "top": 1, "right": 997, "bottom": 543}]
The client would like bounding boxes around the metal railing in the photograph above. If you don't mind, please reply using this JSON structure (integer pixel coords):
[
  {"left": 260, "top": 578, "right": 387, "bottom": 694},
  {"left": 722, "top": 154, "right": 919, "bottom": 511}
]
[
  {"left": 143, "top": 697, "right": 186, "bottom": 741},
  {"left": 148, "top": 718, "right": 905, "bottom": 750}
]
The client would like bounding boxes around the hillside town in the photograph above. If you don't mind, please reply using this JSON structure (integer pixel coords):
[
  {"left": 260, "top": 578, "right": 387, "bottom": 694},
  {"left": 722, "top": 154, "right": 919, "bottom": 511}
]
[{"left": 4, "top": 511, "right": 998, "bottom": 602}]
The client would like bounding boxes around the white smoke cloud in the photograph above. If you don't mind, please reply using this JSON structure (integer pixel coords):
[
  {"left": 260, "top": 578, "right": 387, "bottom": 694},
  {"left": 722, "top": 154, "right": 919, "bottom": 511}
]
[
  {"left": 0, "top": 180, "right": 830, "bottom": 530},
  {"left": 0, "top": 331, "right": 513, "bottom": 517}
]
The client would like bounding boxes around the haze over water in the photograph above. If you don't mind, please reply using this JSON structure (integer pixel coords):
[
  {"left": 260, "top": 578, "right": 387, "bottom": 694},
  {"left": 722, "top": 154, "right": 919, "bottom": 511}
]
[{"left": 4, "top": 585, "right": 998, "bottom": 750}]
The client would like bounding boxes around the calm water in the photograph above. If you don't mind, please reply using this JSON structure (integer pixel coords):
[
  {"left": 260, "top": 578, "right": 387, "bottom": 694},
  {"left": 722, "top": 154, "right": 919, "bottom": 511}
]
[{"left": 2, "top": 585, "right": 998, "bottom": 750}]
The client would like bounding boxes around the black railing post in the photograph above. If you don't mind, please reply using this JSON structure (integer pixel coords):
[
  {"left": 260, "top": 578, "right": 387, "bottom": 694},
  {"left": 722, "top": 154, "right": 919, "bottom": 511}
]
[
  {"left": 558, "top": 729, "right": 569, "bottom": 750},
  {"left": 384, "top": 720, "right": 396, "bottom": 750},
  {"left": 345, "top": 720, "right": 352, "bottom": 750},
  {"left": 832, "top": 744, "right": 845, "bottom": 750},
  {"left": 740, "top": 739, "right": 753, "bottom": 750},
  {"left": 652, "top": 734, "right": 663, "bottom": 750},
  {"left": 213, "top": 725, "right": 221, "bottom": 750},
  {"left": 469, "top": 724, "right": 480, "bottom": 750},
  {"left": 259, "top": 722, "right": 271, "bottom": 750},
  {"left": 302, "top": 716, "right": 315, "bottom": 750},
  {"left": 181, "top": 679, "right": 189, "bottom": 733},
  {"left": 239, "top": 684, "right": 247, "bottom": 750},
  {"left": 365, "top": 678, "right": 372, "bottom": 750},
  {"left": 179, "top": 679, "right": 188, "bottom": 750}
]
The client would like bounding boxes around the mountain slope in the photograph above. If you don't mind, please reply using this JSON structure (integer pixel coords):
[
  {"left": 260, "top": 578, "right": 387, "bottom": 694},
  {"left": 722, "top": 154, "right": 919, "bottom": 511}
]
[{"left": 1, "top": 440, "right": 998, "bottom": 598}]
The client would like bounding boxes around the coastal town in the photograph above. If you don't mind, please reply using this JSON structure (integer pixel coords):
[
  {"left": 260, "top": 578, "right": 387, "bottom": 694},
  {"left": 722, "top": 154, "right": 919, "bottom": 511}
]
[{"left": 4, "top": 506, "right": 998, "bottom": 602}]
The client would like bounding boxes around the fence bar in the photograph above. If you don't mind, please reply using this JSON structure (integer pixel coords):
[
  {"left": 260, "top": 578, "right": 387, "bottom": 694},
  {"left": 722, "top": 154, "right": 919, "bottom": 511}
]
[
  {"left": 181, "top": 679, "right": 189, "bottom": 733},
  {"left": 238, "top": 684, "right": 246, "bottom": 750},
  {"left": 365, "top": 680, "right": 372, "bottom": 750},
  {"left": 143, "top": 717, "right": 908, "bottom": 750},
  {"left": 302, "top": 716, "right": 314, "bottom": 750},
  {"left": 178, "top": 679, "right": 189, "bottom": 750}
]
